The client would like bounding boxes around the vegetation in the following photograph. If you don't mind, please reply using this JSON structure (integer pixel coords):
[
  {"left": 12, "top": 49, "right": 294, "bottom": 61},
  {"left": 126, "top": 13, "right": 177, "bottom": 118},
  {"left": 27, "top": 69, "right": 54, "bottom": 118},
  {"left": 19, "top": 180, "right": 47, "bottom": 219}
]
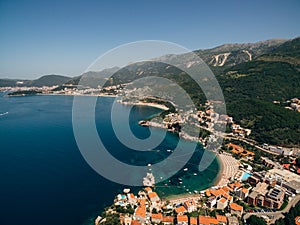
[
  {"left": 7, "top": 90, "right": 41, "bottom": 96},
  {"left": 246, "top": 215, "right": 267, "bottom": 225},
  {"left": 275, "top": 201, "right": 300, "bottom": 225}
]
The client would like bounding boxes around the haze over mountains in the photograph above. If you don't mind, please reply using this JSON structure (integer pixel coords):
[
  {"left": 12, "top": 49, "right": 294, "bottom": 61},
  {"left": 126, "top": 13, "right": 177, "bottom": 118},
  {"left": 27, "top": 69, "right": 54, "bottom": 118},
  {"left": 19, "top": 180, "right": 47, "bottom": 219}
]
[{"left": 1, "top": 37, "right": 298, "bottom": 87}]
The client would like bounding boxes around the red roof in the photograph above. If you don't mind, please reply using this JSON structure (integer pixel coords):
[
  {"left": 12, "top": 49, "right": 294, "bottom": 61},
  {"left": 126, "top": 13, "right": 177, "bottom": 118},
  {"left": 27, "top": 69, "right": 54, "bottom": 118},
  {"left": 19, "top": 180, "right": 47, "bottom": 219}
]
[
  {"left": 177, "top": 215, "right": 188, "bottom": 222},
  {"left": 283, "top": 164, "right": 291, "bottom": 170},
  {"left": 175, "top": 206, "right": 186, "bottom": 214},
  {"left": 216, "top": 215, "right": 227, "bottom": 223},
  {"left": 199, "top": 216, "right": 218, "bottom": 225},
  {"left": 230, "top": 202, "right": 243, "bottom": 211},
  {"left": 162, "top": 216, "right": 174, "bottom": 223},
  {"left": 151, "top": 213, "right": 163, "bottom": 220},
  {"left": 190, "top": 217, "right": 198, "bottom": 224}
]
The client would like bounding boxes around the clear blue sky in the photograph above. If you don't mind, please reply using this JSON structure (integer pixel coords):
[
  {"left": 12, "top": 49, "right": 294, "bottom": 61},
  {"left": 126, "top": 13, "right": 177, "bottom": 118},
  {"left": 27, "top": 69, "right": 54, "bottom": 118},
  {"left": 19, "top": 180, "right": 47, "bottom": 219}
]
[{"left": 0, "top": 0, "right": 299, "bottom": 79}]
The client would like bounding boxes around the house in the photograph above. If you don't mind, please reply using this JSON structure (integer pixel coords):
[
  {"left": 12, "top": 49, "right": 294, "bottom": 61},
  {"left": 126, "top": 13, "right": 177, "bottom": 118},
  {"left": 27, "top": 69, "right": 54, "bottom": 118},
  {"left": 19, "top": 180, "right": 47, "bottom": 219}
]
[
  {"left": 216, "top": 215, "right": 227, "bottom": 225},
  {"left": 184, "top": 199, "right": 197, "bottom": 213},
  {"left": 145, "top": 187, "right": 152, "bottom": 194},
  {"left": 127, "top": 193, "right": 137, "bottom": 205},
  {"left": 177, "top": 215, "right": 188, "bottom": 225},
  {"left": 217, "top": 197, "right": 227, "bottom": 210},
  {"left": 229, "top": 203, "right": 243, "bottom": 217},
  {"left": 175, "top": 205, "right": 187, "bottom": 215},
  {"left": 148, "top": 192, "right": 160, "bottom": 203},
  {"left": 162, "top": 216, "right": 174, "bottom": 225},
  {"left": 295, "top": 216, "right": 300, "bottom": 225},
  {"left": 131, "top": 220, "right": 142, "bottom": 225},
  {"left": 227, "top": 216, "right": 239, "bottom": 225},
  {"left": 151, "top": 213, "right": 163, "bottom": 224},
  {"left": 228, "top": 182, "right": 242, "bottom": 191},
  {"left": 198, "top": 216, "right": 218, "bottom": 225},
  {"left": 227, "top": 195, "right": 234, "bottom": 203},
  {"left": 134, "top": 206, "right": 146, "bottom": 223},
  {"left": 207, "top": 196, "right": 217, "bottom": 208},
  {"left": 123, "top": 215, "right": 132, "bottom": 225},
  {"left": 190, "top": 217, "right": 198, "bottom": 225},
  {"left": 236, "top": 187, "right": 249, "bottom": 200}
]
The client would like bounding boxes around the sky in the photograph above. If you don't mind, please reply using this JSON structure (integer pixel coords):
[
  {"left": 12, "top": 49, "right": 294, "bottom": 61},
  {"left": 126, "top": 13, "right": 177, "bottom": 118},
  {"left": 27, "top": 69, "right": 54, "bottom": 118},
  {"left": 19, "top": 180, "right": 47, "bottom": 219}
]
[{"left": 0, "top": 0, "right": 299, "bottom": 79}]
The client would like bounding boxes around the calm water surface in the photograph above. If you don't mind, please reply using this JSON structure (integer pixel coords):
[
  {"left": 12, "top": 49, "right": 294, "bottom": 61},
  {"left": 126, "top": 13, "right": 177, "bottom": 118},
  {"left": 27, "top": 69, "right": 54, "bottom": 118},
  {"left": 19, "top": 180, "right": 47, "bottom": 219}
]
[{"left": 0, "top": 93, "right": 219, "bottom": 225}]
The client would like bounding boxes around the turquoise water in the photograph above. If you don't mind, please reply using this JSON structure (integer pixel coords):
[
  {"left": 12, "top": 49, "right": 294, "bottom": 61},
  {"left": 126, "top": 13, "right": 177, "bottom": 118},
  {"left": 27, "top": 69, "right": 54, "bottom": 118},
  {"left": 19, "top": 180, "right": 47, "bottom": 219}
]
[
  {"left": 241, "top": 172, "right": 252, "bottom": 181},
  {"left": 0, "top": 93, "right": 219, "bottom": 225}
]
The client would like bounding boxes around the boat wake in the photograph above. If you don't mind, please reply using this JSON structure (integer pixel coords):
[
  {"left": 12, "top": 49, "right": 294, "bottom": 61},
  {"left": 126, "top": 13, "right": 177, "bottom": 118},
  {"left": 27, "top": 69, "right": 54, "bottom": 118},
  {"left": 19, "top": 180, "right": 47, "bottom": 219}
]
[{"left": 0, "top": 112, "right": 8, "bottom": 116}]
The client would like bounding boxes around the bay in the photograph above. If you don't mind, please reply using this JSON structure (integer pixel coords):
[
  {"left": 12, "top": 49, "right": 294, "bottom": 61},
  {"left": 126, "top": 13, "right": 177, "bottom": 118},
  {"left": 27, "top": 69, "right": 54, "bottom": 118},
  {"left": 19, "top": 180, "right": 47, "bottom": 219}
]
[{"left": 0, "top": 93, "right": 219, "bottom": 225}]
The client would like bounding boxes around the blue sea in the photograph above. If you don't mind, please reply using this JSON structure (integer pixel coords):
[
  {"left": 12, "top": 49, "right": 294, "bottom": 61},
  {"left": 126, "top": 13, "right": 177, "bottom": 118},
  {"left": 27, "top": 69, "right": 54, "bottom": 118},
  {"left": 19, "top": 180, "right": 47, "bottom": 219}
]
[{"left": 0, "top": 93, "right": 219, "bottom": 225}]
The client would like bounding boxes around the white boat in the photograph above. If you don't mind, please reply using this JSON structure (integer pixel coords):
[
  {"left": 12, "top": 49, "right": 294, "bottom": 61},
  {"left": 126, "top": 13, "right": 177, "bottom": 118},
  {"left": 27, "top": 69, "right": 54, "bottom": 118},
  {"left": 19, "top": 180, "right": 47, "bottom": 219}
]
[{"left": 0, "top": 112, "right": 8, "bottom": 116}]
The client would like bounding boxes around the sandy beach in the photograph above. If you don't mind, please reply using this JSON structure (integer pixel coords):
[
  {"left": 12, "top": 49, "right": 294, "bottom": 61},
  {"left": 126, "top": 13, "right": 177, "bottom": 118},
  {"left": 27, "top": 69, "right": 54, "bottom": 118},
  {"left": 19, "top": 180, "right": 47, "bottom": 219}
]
[
  {"left": 213, "top": 153, "right": 240, "bottom": 187},
  {"left": 120, "top": 101, "right": 169, "bottom": 111}
]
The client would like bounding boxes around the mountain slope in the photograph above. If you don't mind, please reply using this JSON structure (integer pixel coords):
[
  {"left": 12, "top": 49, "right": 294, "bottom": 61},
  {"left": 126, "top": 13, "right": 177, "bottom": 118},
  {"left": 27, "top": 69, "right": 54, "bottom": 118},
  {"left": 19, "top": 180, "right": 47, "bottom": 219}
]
[{"left": 0, "top": 75, "right": 71, "bottom": 87}]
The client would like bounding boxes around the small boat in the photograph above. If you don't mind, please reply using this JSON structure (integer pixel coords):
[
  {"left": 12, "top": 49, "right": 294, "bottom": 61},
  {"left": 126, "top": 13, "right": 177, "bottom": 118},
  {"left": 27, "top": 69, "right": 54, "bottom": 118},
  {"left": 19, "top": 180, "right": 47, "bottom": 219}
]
[
  {"left": 0, "top": 112, "right": 8, "bottom": 116},
  {"left": 183, "top": 168, "right": 188, "bottom": 171},
  {"left": 194, "top": 173, "right": 197, "bottom": 176}
]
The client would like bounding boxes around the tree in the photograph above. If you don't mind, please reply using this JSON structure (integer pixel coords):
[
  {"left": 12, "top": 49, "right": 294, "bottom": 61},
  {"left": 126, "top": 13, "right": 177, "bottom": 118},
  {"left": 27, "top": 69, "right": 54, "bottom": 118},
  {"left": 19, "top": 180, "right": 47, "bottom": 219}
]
[{"left": 246, "top": 215, "right": 267, "bottom": 225}]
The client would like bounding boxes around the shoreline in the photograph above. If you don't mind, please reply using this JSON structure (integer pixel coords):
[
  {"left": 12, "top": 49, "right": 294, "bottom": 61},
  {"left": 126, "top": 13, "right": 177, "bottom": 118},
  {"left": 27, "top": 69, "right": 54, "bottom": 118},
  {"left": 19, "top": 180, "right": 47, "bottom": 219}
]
[{"left": 120, "top": 101, "right": 169, "bottom": 111}]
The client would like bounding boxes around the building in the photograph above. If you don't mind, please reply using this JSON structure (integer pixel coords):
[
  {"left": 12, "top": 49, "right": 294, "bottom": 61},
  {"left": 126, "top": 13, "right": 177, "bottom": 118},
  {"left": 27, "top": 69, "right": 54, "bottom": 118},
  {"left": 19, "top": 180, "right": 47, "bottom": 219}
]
[
  {"left": 227, "top": 216, "right": 239, "bottom": 225},
  {"left": 177, "top": 215, "right": 188, "bottom": 225},
  {"left": 148, "top": 192, "right": 160, "bottom": 203},
  {"left": 127, "top": 193, "right": 137, "bottom": 205},
  {"left": 217, "top": 197, "right": 228, "bottom": 210},
  {"left": 134, "top": 206, "right": 146, "bottom": 223},
  {"left": 175, "top": 205, "right": 187, "bottom": 215},
  {"left": 207, "top": 196, "right": 217, "bottom": 208},
  {"left": 264, "top": 187, "right": 286, "bottom": 209},
  {"left": 236, "top": 187, "right": 249, "bottom": 200},
  {"left": 229, "top": 203, "right": 243, "bottom": 217},
  {"left": 131, "top": 220, "right": 142, "bottom": 225},
  {"left": 162, "top": 216, "right": 174, "bottom": 225},
  {"left": 184, "top": 199, "right": 197, "bottom": 213},
  {"left": 151, "top": 213, "right": 163, "bottom": 224},
  {"left": 295, "top": 216, "right": 300, "bottom": 225},
  {"left": 123, "top": 215, "right": 132, "bottom": 225},
  {"left": 190, "top": 217, "right": 198, "bottom": 225},
  {"left": 198, "top": 216, "right": 218, "bottom": 225},
  {"left": 216, "top": 215, "right": 227, "bottom": 225}
]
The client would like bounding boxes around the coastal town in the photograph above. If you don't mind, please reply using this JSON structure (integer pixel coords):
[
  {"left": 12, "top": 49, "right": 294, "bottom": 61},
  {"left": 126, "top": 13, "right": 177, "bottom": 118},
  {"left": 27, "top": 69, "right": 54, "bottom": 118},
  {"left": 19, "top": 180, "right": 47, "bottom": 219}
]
[
  {"left": 93, "top": 138, "right": 300, "bottom": 225},
  {"left": 2, "top": 84, "right": 300, "bottom": 225}
]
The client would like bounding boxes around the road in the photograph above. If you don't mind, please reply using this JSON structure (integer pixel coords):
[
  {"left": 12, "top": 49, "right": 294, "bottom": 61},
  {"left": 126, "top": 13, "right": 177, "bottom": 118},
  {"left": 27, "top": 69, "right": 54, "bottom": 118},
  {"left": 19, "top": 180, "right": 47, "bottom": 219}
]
[
  {"left": 225, "top": 135, "right": 280, "bottom": 156},
  {"left": 243, "top": 195, "right": 300, "bottom": 224}
]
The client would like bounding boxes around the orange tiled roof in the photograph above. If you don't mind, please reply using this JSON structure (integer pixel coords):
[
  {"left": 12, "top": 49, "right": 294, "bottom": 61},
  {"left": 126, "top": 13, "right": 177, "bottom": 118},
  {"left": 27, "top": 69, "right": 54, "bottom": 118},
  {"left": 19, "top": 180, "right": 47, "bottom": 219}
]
[
  {"left": 135, "top": 206, "right": 146, "bottom": 218},
  {"left": 177, "top": 215, "right": 188, "bottom": 222},
  {"left": 129, "top": 193, "right": 135, "bottom": 199},
  {"left": 190, "top": 217, "right": 198, "bottom": 224},
  {"left": 184, "top": 199, "right": 196, "bottom": 207},
  {"left": 199, "top": 216, "right": 218, "bottom": 225},
  {"left": 138, "top": 198, "right": 146, "bottom": 206},
  {"left": 210, "top": 189, "right": 222, "bottom": 197},
  {"left": 216, "top": 215, "right": 227, "bottom": 223},
  {"left": 221, "top": 186, "right": 231, "bottom": 193},
  {"left": 145, "top": 187, "right": 152, "bottom": 192},
  {"left": 230, "top": 202, "right": 243, "bottom": 211},
  {"left": 205, "top": 189, "right": 211, "bottom": 197},
  {"left": 131, "top": 220, "right": 142, "bottom": 225},
  {"left": 242, "top": 188, "right": 249, "bottom": 194},
  {"left": 175, "top": 206, "right": 186, "bottom": 214},
  {"left": 151, "top": 213, "right": 163, "bottom": 220},
  {"left": 295, "top": 216, "right": 300, "bottom": 225},
  {"left": 162, "top": 216, "right": 174, "bottom": 223},
  {"left": 218, "top": 197, "right": 227, "bottom": 203},
  {"left": 148, "top": 191, "right": 159, "bottom": 199}
]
